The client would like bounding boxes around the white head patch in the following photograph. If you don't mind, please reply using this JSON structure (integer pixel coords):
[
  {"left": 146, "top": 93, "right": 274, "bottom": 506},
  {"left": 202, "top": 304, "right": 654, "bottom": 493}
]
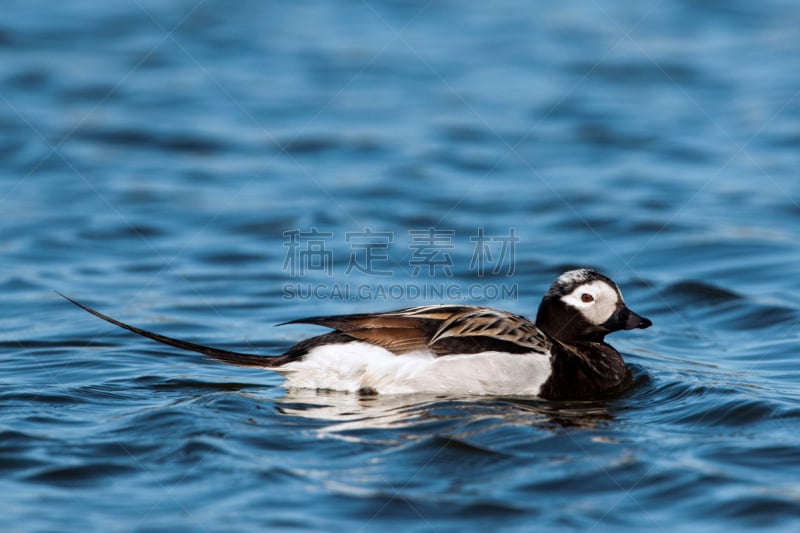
[
  {"left": 560, "top": 280, "right": 621, "bottom": 326},
  {"left": 555, "top": 269, "right": 593, "bottom": 287}
]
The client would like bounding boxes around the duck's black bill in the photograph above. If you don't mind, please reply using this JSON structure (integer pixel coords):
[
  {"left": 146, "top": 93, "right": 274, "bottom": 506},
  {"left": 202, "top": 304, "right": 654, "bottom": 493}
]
[{"left": 604, "top": 306, "right": 652, "bottom": 331}]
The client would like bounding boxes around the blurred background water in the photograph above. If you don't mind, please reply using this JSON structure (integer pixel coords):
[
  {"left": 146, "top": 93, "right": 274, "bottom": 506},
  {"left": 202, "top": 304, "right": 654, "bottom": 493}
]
[{"left": 1, "top": 0, "right": 799, "bottom": 531}]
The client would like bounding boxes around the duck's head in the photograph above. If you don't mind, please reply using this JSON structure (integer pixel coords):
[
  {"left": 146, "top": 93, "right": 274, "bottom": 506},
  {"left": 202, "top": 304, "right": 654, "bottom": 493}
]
[{"left": 535, "top": 269, "right": 652, "bottom": 344}]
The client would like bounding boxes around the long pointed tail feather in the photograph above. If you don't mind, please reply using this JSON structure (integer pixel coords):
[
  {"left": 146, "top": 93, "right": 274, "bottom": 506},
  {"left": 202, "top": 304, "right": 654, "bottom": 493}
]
[{"left": 57, "top": 292, "right": 287, "bottom": 368}]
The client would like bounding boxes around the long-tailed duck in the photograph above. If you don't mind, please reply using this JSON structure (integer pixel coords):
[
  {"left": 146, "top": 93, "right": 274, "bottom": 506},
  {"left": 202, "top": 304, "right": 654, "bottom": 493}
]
[{"left": 59, "top": 269, "right": 651, "bottom": 400}]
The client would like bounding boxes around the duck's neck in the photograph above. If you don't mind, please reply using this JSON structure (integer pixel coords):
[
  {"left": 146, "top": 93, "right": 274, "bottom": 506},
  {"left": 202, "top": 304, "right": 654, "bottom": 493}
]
[{"left": 539, "top": 340, "right": 627, "bottom": 400}]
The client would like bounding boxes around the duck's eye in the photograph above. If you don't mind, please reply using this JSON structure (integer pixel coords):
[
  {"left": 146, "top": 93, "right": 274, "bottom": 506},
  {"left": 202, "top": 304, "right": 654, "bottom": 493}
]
[{"left": 581, "top": 293, "right": 594, "bottom": 303}]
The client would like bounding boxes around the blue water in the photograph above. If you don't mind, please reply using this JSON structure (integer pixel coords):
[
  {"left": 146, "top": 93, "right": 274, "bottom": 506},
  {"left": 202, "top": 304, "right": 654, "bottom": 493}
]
[{"left": 2, "top": 0, "right": 800, "bottom": 530}]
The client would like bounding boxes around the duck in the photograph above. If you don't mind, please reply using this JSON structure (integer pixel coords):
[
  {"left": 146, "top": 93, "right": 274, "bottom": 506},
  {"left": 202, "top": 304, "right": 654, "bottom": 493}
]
[{"left": 59, "top": 268, "right": 651, "bottom": 400}]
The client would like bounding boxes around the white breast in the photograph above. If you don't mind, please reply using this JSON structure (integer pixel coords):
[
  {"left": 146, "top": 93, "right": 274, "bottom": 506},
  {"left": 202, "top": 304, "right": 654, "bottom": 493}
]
[{"left": 276, "top": 342, "right": 552, "bottom": 396}]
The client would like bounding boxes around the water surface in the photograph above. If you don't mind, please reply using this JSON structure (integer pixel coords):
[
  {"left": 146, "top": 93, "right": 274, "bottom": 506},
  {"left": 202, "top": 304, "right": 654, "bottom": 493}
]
[{"left": 1, "top": 1, "right": 800, "bottom": 531}]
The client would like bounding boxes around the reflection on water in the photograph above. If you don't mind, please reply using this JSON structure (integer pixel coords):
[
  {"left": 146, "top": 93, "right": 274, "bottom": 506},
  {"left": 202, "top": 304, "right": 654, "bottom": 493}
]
[{"left": 276, "top": 388, "right": 615, "bottom": 436}]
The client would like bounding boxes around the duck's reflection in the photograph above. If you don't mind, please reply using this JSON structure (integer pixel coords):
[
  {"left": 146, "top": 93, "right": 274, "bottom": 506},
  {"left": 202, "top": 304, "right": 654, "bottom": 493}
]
[{"left": 273, "top": 387, "right": 615, "bottom": 436}]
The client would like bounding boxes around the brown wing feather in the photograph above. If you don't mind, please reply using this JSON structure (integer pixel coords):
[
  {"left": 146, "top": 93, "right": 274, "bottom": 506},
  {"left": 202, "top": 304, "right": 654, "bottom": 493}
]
[
  {"left": 342, "top": 328, "right": 431, "bottom": 353},
  {"left": 392, "top": 305, "right": 481, "bottom": 320},
  {"left": 281, "top": 305, "right": 478, "bottom": 330},
  {"left": 283, "top": 307, "right": 450, "bottom": 355},
  {"left": 282, "top": 314, "right": 429, "bottom": 332},
  {"left": 285, "top": 305, "right": 551, "bottom": 357},
  {"left": 430, "top": 309, "right": 551, "bottom": 355}
]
